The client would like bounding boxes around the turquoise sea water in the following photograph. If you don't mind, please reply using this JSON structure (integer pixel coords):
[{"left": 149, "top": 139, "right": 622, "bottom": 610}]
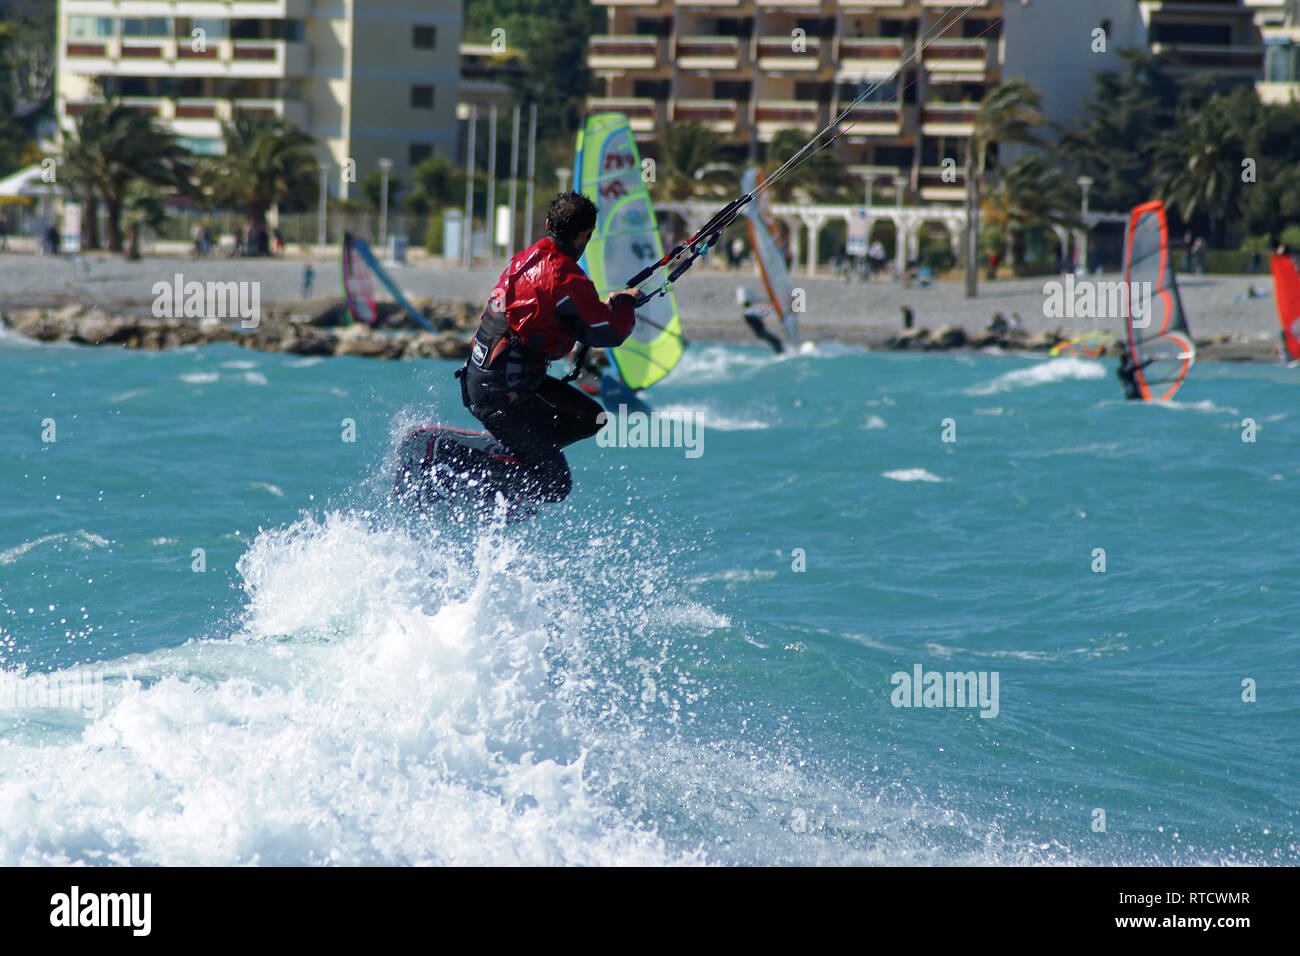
[{"left": 1, "top": 329, "right": 1296, "bottom": 865}]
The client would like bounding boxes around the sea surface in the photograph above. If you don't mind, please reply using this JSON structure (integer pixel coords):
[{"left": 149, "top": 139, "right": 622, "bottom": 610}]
[{"left": 1, "top": 330, "right": 1296, "bottom": 865}]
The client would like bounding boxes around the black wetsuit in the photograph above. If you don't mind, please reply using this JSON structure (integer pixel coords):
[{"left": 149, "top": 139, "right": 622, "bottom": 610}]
[
  {"left": 743, "top": 306, "right": 784, "bottom": 354},
  {"left": 459, "top": 234, "right": 635, "bottom": 503},
  {"left": 1117, "top": 353, "right": 1154, "bottom": 401}
]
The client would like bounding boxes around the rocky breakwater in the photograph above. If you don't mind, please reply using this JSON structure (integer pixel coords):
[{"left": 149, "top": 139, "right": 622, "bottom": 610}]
[
  {"left": 884, "top": 322, "right": 1258, "bottom": 359},
  {"left": 1, "top": 302, "right": 474, "bottom": 361}
]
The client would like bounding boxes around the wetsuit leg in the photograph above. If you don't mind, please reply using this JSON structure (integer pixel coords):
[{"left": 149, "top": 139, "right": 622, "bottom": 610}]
[
  {"left": 744, "top": 315, "right": 785, "bottom": 354},
  {"left": 475, "top": 377, "right": 607, "bottom": 503}
]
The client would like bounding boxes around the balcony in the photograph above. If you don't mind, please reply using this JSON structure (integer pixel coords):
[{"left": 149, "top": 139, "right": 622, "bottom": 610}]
[
  {"left": 676, "top": 37, "right": 740, "bottom": 70},
  {"left": 672, "top": 98, "right": 739, "bottom": 135},
  {"left": 921, "top": 102, "right": 978, "bottom": 135},
  {"left": 588, "top": 35, "right": 662, "bottom": 71},
  {"left": 588, "top": 97, "right": 659, "bottom": 133},
  {"left": 836, "top": 100, "right": 903, "bottom": 137},
  {"left": 1149, "top": 42, "right": 1265, "bottom": 75},
  {"left": 918, "top": 166, "right": 967, "bottom": 202},
  {"left": 63, "top": 36, "right": 308, "bottom": 77},
  {"left": 756, "top": 36, "right": 823, "bottom": 71},
  {"left": 836, "top": 37, "right": 905, "bottom": 78},
  {"left": 755, "top": 100, "right": 820, "bottom": 139},
  {"left": 922, "top": 38, "right": 988, "bottom": 81}
]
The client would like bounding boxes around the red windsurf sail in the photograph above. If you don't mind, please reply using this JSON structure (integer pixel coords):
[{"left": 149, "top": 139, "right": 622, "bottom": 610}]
[{"left": 1271, "top": 253, "right": 1300, "bottom": 361}]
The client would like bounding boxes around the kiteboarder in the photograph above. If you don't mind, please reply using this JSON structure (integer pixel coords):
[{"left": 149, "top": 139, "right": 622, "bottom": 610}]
[
  {"left": 1115, "top": 341, "right": 1154, "bottom": 400},
  {"left": 737, "top": 288, "right": 784, "bottom": 354},
  {"left": 457, "top": 192, "right": 638, "bottom": 503}
]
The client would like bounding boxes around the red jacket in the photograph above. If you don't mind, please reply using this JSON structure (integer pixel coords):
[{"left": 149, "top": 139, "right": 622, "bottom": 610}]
[{"left": 486, "top": 236, "right": 636, "bottom": 360}]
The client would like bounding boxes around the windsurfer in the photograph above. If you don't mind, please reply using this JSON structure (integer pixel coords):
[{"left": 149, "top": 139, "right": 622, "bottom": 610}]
[
  {"left": 458, "top": 192, "right": 638, "bottom": 503},
  {"left": 1116, "top": 341, "right": 1154, "bottom": 401},
  {"left": 737, "top": 288, "right": 785, "bottom": 354}
]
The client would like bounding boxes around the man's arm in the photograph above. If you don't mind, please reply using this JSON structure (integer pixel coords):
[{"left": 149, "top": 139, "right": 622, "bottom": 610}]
[{"left": 554, "top": 271, "right": 637, "bottom": 347}]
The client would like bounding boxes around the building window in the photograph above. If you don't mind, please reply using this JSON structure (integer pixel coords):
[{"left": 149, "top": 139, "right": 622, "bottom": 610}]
[
  {"left": 121, "top": 18, "right": 172, "bottom": 38},
  {"left": 68, "top": 16, "right": 115, "bottom": 39},
  {"left": 411, "top": 85, "right": 435, "bottom": 109},
  {"left": 414, "top": 25, "right": 437, "bottom": 49},
  {"left": 410, "top": 144, "right": 434, "bottom": 166}
]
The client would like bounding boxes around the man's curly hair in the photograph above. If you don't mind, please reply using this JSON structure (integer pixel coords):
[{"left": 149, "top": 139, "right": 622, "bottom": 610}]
[{"left": 546, "top": 192, "right": 598, "bottom": 244}]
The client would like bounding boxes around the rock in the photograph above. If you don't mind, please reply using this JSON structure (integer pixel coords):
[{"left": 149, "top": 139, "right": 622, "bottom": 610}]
[
  {"left": 51, "top": 303, "right": 85, "bottom": 323},
  {"left": 334, "top": 326, "right": 404, "bottom": 359},
  {"left": 928, "top": 324, "right": 967, "bottom": 349},
  {"left": 888, "top": 327, "right": 930, "bottom": 349}
]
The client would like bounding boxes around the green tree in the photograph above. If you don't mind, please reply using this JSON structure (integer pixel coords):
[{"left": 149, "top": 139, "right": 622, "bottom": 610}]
[
  {"left": 1058, "top": 49, "right": 1182, "bottom": 216},
  {"left": 408, "top": 154, "right": 466, "bottom": 215},
  {"left": 965, "top": 79, "right": 1049, "bottom": 296},
  {"left": 359, "top": 169, "right": 404, "bottom": 213},
  {"left": 652, "top": 121, "right": 726, "bottom": 201},
  {"left": 982, "top": 153, "right": 1080, "bottom": 267},
  {"left": 1151, "top": 89, "right": 1252, "bottom": 247},
  {"left": 202, "top": 115, "right": 318, "bottom": 237},
  {"left": 122, "top": 181, "right": 167, "bottom": 260},
  {"left": 60, "top": 99, "right": 192, "bottom": 254},
  {"left": 763, "top": 128, "right": 850, "bottom": 203}
]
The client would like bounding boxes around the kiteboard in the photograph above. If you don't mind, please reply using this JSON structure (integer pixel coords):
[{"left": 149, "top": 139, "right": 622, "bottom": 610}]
[{"left": 392, "top": 425, "right": 535, "bottom": 521}]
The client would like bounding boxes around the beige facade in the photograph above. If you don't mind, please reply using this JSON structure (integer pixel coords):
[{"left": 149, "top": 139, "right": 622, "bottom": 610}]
[
  {"left": 56, "top": 0, "right": 462, "bottom": 198},
  {"left": 588, "top": 0, "right": 1271, "bottom": 204}
]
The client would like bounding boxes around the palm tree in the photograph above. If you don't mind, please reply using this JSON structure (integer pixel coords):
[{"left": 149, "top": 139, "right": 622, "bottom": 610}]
[
  {"left": 59, "top": 99, "right": 192, "bottom": 253},
  {"left": 122, "top": 181, "right": 167, "bottom": 260},
  {"left": 1151, "top": 93, "right": 1246, "bottom": 247},
  {"left": 653, "top": 121, "right": 726, "bottom": 200},
  {"left": 763, "top": 128, "right": 850, "bottom": 203},
  {"left": 201, "top": 114, "right": 318, "bottom": 238},
  {"left": 981, "top": 153, "right": 1080, "bottom": 268},
  {"left": 964, "top": 79, "right": 1048, "bottom": 297}
]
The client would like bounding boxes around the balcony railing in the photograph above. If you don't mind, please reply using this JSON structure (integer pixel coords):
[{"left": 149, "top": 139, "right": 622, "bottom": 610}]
[
  {"left": 755, "top": 36, "right": 823, "bottom": 72},
  {"left": 588, "top": 35, "right": 661, "bottom": 69},
  {"left": 921, "top": 102, "right": 979, "bottom": 131},
  {"left": 673, "top": 98, "right": 739, "bottom": 133},
  {"left": 676, "top": 37, "right": 740, "bottom": 69},
  {"left": 1149, "top": 43, "right": 1265, "bottom": 72},
  {"left": 922, "top": 38, "right": 988, "bottom": 73},
  {"left": 755, "top": 100, "right": 820, "bottom": 130},
  {"left": 588, "top": 97, "right": 659, "bottom": 131}
]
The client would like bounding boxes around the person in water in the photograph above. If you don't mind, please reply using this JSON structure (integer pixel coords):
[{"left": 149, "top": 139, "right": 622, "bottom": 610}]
[
  {"left": 458, "top": 192, "right": 638, "bottom": 503},
  {"left": 737, "top": 288, "right": 784, "bottom": 354},
  {"left": 1115, "top": 341, "right": 1154, "bottom": 400}
]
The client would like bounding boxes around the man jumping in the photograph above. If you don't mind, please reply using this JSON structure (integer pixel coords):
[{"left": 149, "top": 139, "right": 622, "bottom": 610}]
[{"left": 457, "top": 192, "right": 638, "bottom": 504}]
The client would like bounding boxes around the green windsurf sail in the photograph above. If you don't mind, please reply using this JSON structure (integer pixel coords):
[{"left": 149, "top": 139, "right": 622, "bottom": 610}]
[{"left": 574, "top": 112, "right": 683, "bottom": 392}]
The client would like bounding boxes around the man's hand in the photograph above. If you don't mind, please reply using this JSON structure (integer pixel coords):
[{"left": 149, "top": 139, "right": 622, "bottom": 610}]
[{"left": 606, "top": 287, "right": 640, "bottom": 306}]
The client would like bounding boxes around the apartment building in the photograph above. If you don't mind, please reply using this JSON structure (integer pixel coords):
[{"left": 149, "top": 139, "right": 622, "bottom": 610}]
[
  {"left": 587, "top": 0, "right": 1268, "bottom": 204},
  {"left": 56, "top": 0, "right": 463, "bottom": 197},
  {"left": 1253, "top": 0, "right": 1300, "bottom": 102}
]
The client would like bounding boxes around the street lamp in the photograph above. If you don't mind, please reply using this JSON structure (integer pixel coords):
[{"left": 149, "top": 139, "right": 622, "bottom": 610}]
[
  {"left": 378, "top": 158, "right": 394, "bottom": 255},
  {"left": 1076, "top": 176, "right": 1094, "bottom": 273},
  {"left": 557, "top": 167, "right": 572, "bottom": 194},
  {"left": 317, "top": 162, "right": 329, "bottom": 254}
]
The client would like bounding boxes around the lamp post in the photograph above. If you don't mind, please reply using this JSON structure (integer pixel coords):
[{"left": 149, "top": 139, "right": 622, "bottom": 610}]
[
  {"left": 1076, "top": 175, "right": 1094, "bottom": 273},
  {"left": 317, "top": 161, "right": 329, "bottom": 254},
  {"left": 893, "top": 176, "right": 907, "bottom": 275},
  {"left": 557, "top": 167, "right": 571, "bottom": 194},
  {"left": 378, "top": 158, "right": 393, "bottom": 255}
]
